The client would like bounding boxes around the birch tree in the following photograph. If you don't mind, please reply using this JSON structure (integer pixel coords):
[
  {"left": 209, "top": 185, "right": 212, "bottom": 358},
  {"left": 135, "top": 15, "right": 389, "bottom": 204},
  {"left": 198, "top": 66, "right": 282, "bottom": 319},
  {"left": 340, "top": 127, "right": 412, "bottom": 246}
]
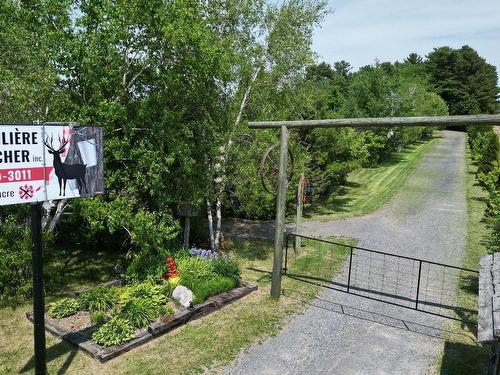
[{"left": 205, "top": 0, "right": 328, "bottom": 251}]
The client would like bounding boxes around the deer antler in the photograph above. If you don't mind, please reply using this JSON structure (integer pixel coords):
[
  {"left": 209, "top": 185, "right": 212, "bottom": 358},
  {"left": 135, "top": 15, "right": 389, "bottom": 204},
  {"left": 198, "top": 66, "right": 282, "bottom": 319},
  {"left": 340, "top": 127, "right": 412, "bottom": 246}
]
[
  {"left": 58, "top": 136, "right": 69, "bottom": 152},
  {"left": 44, "top": 135, "right": 56, "bottom": 151}
]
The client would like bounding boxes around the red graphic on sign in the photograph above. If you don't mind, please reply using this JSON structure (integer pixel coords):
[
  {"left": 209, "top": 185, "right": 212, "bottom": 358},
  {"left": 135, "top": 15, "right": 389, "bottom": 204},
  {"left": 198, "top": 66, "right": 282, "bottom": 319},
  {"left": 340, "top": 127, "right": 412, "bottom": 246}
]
[
  {"left": 0, "top": 167, "right": 53, "bottom": 184},
  {"left": 61, "top": 127, "right": 73, "bottom": 158},
  {"left": 19, "top": 184, "right": 34, "bottom": 200}
]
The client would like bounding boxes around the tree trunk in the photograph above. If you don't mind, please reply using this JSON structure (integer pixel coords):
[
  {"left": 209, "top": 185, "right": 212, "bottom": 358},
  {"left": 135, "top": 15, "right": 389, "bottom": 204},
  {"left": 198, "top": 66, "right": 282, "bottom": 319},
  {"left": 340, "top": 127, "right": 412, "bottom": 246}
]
[
  {"left": 43, "top": 199, "right": 67, "bottom": 233},
  {"left": 214, "top": 197, "right": 222, "bottom": 252},
  {"left": 207, "top": 199, "right": 215, "bottom": 251},
  {"left": 208, "top": 66, "right": 261, "bottom": 252}
]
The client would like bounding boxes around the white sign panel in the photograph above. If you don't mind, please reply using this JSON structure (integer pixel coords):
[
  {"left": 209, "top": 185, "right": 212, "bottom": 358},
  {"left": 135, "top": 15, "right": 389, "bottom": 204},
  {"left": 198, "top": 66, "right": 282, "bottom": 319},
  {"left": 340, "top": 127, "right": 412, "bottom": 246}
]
[{"left": 0, "top": 124, "right": 103, "bottom": 206}]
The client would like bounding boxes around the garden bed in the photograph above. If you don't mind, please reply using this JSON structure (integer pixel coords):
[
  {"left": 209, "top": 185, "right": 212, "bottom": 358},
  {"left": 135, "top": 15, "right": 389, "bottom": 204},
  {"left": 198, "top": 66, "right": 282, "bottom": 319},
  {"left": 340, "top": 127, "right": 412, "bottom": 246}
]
[{"left": 26, "top": 281, "right": 257, "bottom": 362}]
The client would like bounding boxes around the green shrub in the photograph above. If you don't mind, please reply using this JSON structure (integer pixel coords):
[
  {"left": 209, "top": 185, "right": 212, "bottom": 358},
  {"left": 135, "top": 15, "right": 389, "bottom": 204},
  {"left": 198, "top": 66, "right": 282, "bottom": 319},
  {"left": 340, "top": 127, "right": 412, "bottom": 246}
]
[
  {"left": 120, "top": 298, "right": 158, "bottom": 328},
  {"left": 92, "top": 316, "right": 135, "bottom": 347},
  {"left": 0, "top": 215, "right": 32, "bottom": 304},
  {"left": 177, "top": 257, "right": 215, "bottom": 290},
  {"left": 192, "top": 276, "right": 236, "bottom": 305},
  {"left": 211, "top": 258, "right": 241, "bottom": 284},
  {"left": 123, "top": 251, "right": 167, "bottom": 284},
  {"left": 48, "top": 298, "right": 80, "bottom": 319},
  {"left": 79, "top": 285, "right": 116, "bottom": 312},
  {"left": 91, "top": 311, "right": 106, "bottom": 325},
  {"left": 119, "top": 282, "right": 167, "bottom": 307},
  {"left": 123, "top": 248, "right": 187, "bottom": 284}
]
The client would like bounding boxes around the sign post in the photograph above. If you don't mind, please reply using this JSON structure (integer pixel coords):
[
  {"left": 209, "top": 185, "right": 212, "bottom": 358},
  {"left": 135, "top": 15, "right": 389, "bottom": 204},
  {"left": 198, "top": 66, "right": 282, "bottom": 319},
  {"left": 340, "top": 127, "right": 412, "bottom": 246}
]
[
  {"left": 0, "top": 122, "right": 103, "bottom": 374},
  {"left": 31, "top": 203, "right": 46, "bottom": 375}
]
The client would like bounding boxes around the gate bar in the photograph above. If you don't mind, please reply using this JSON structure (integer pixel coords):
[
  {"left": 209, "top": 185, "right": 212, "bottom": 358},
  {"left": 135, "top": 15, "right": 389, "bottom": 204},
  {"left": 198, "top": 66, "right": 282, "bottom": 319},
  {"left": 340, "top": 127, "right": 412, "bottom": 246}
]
[
  {"left": 286, "top": 232, "right": 479, "bottom": 273},
  {"left": 249, "top": 114, "right": 500, "bottom": 129}
]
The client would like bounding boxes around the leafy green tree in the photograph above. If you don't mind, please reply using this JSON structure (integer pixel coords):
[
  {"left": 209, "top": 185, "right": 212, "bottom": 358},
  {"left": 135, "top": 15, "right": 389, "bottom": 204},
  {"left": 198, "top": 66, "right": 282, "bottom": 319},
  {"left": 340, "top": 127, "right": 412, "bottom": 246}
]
[{"left": 426, "top": 46, "right": 498, "bottom": 115}]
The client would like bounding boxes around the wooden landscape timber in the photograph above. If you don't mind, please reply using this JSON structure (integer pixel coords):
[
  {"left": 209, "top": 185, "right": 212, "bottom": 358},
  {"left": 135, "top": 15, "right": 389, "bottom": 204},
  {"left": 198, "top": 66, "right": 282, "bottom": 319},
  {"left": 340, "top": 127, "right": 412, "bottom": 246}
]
[
  {"left": 249, "top": 114, "right": 500, "bottom": 298},
  {"left": 26, "top": 282, "right": 257, "bottom": 363},
  {"left": 479, "top": 253, "right": 500, "bottom": 375}
]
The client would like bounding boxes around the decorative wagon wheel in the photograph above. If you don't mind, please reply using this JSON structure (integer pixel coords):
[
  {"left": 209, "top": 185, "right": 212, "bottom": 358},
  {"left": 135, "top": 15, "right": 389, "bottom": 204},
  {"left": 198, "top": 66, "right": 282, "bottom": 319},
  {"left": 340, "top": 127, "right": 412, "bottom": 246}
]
[{"left": 259, "top": 144, "right": 295, "bottom": 194}]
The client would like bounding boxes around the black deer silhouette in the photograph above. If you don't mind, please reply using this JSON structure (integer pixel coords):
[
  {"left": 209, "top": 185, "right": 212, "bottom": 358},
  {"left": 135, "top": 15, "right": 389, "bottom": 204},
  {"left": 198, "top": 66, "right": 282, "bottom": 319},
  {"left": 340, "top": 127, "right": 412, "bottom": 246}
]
[{"left": 44, "top": 136, "right": 87, "bottom": 196}]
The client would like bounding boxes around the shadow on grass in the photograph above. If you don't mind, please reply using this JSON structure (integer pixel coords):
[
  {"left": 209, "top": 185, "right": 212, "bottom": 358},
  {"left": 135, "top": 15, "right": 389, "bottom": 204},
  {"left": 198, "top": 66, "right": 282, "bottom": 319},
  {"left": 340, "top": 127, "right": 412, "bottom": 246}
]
[
  {"left": 229, "top": 238, "right": 273, "bottom": 261},
  {"left": 282, "top": 289, "right": 476, "bottom": 342},
  {"left": 285, "top": 273, "right": 478, "bottom": 325},
  {"left": 45, "top": 245, "right": 125, "bottom": 297},
  {"left": 439, "top": 340, "right": 489, "bottom": 375},
  {"left": 470, "top": 196, "right": 488, "bottom": 203},
  {"left": 246, "top": 267, "right": 272, "bottom": 283},
  {"left": 19, "top": 340, "right": 76, "bottom": 375}
]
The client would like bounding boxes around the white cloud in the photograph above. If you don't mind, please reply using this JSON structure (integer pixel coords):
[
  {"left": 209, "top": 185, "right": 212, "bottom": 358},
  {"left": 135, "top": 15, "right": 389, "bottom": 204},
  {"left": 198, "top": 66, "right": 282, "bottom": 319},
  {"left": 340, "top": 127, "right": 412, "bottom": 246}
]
[{"left": 313, "top": 0, "right": 500, "bottom": 72}]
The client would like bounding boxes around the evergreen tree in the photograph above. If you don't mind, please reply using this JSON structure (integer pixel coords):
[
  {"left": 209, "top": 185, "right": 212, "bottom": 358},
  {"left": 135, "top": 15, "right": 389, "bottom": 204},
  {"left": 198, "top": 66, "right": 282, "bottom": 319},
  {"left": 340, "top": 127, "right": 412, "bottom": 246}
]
[{"left": 426, "top": 46, "right": 498, "bottom": 114}]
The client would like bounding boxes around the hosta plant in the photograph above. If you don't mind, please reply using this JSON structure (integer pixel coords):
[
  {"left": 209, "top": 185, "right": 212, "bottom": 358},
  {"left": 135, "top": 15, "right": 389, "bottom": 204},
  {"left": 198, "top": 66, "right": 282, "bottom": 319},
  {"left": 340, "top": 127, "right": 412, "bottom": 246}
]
[
  {"left": 119, "top": 282, "right": 167, "bottom": 308},
  {"left": 48, "top": 298, "right": 80, "bottom": 319},
  {"left": 92, "top": 316, "right": 135, "bottom": 347}
]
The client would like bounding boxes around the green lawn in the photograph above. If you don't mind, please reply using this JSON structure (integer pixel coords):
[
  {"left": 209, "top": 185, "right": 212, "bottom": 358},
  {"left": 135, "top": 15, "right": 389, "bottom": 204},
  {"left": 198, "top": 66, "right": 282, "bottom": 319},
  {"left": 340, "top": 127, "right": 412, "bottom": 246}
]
[
  {"left": 305, "top": 137, "right": 439, "bottom": 221},
  {"left": 0, "top": 237, "right": 351, "bottom": 375},
  {"left": 434, "top": 146, "right": 490, "bottom": 375}
]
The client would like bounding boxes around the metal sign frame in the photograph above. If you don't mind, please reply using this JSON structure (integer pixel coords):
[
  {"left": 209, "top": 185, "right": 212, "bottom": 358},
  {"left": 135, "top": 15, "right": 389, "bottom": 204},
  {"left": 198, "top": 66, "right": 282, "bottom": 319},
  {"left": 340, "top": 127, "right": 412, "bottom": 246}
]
[{"left": 0, "top": 121, "right": 104, "bottom": 375}]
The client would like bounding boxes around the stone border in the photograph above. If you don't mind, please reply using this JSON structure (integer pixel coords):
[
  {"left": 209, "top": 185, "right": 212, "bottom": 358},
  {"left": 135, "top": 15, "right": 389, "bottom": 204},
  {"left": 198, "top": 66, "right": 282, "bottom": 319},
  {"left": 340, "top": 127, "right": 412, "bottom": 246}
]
[{"left": 27, "top": 282, "right": 257, "bottom": 363}]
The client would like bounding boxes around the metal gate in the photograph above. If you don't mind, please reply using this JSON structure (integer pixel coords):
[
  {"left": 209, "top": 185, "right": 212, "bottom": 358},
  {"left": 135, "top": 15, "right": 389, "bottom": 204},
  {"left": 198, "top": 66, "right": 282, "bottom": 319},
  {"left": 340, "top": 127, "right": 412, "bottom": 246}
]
[{"left": 283, "top": 233, "right": 479, "bottom": 324}]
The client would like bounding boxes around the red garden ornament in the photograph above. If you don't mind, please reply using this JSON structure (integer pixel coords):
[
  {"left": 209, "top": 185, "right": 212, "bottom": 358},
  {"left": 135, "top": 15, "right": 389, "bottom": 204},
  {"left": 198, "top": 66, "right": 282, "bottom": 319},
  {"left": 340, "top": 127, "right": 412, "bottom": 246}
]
[{"left": 162, "top": 257, "right": 179, "bottom": 279}]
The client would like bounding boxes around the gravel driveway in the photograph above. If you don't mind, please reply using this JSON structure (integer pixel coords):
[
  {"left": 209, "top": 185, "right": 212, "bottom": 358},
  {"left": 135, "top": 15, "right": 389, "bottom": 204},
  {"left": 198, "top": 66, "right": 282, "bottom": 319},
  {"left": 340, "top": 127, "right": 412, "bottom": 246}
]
[{"left": 221, "top": 131, "right": 468, "bottom": 375}]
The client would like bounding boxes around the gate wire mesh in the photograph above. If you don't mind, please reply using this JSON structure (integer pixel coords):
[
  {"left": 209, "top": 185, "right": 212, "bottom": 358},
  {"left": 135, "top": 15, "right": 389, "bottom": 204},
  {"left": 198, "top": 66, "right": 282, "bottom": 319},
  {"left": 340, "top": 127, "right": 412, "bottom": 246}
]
[{"left": 284, "top": 233, "right": 479, "bottom": 324}]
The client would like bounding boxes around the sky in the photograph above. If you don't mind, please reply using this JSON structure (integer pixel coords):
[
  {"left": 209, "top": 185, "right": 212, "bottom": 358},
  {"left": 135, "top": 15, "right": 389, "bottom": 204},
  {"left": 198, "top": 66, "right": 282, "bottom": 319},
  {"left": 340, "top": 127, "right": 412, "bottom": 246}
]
[{"left": 313, "top": 0, "right": 500, "bottom": 73}]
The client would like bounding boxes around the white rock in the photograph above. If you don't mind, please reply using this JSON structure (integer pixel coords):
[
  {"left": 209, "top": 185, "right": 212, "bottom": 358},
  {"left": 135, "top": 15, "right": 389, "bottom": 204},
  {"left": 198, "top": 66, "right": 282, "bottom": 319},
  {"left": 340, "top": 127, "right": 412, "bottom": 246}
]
[{"left": 172, "top": 285, "right": 193, "bottom": 308}]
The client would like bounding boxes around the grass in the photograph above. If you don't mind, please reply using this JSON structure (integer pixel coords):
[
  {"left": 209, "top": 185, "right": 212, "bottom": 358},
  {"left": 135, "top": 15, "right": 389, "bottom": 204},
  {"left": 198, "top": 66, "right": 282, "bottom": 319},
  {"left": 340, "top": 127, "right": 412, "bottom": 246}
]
[
  {"left": 305, "top": 137, "right": 439, "bottom": 221},
  {"left": 433, "top": 146, "right": 491, "bottom": 375},
  {"left": 0, "top": 236, "right": 351, "bottom": 375}
]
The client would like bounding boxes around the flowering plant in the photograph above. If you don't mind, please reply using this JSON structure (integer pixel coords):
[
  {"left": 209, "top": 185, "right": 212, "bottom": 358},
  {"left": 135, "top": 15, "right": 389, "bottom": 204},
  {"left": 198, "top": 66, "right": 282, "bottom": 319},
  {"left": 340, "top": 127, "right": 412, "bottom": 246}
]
[
  {"left": 162, "top": 257, "right": 180, "bottom": 279},
  {"left": 189, "top": 248, "right": 224, "bottom": 260}
]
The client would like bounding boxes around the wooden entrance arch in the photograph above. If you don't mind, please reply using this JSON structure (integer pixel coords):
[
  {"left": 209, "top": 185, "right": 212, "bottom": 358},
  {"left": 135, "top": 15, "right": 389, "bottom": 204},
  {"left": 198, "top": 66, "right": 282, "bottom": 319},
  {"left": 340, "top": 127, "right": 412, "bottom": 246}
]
[{"left": 248, "top": 114, "right": 500, "bottom": 297}]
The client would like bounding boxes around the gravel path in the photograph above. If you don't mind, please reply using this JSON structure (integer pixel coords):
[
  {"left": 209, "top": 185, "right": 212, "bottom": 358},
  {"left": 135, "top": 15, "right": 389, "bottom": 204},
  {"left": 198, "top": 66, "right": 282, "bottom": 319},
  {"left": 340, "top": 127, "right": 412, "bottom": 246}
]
[{"left": 221, "top": 131, "right": 468, "bottom": 375}]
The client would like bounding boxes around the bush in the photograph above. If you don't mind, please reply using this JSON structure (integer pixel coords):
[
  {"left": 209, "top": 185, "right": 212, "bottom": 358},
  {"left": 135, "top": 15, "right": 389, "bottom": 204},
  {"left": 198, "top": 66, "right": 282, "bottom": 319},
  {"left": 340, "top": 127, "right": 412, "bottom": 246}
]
[
  {"left": 177, "top": 257, "right": 214, "bottom": 289},
  {"left": 192, "top": 276, "right": 236, "bottom": 305},
  {"left": 211, "top": 258, "right": 241, "bottom": 284},
  {"left": 120, "top": 298, "right": 158, "bottom": 328},
  {"left": 0, "top": 215, "right": 32, "bottom": 304},
  {"left": 123, "top": 251, "right": 167, "bottom": 284},
  {"left": 123, "top": 248, "right": 187, "bottom": 284},
  {"left": 79, "top": 285, "right": 116, "bottom": 312},
  {"left": 92, "top": 316, "right": 135, "bottom": 347},
  {"left": 48, "top": 298, "right": 80, "bottom": 319}
]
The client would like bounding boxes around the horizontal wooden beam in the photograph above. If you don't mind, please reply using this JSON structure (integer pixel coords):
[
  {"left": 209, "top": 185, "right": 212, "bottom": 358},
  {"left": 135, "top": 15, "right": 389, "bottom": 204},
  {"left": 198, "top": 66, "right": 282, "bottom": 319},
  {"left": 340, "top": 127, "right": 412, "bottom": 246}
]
[{"left": 248, "top": 114, "right": 500, "bottom": 129}]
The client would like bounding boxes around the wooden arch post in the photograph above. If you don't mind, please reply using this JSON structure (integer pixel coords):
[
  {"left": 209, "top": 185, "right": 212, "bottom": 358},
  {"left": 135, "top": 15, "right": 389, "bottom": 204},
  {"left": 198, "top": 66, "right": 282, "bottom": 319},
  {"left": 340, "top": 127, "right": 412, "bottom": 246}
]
[
  {"left": 271, "top": 125, "right": 289, "bottom": 297},
  {"left": 249, "top": 114, "right": 500, "bottom": 298}
]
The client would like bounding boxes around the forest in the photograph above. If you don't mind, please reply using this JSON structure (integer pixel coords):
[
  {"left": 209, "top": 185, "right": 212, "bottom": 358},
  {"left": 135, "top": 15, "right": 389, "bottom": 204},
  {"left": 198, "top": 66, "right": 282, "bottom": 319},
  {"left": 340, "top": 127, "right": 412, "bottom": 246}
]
[{"left": 0, "top": 0, "right": 498, "bottom": 304}]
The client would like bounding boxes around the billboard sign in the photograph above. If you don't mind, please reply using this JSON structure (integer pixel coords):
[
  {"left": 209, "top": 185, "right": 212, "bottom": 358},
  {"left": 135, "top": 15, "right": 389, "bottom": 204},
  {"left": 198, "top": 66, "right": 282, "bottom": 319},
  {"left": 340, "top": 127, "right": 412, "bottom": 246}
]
[{"left": 0, "top": 123, "right": 103, "bottom": 206}]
